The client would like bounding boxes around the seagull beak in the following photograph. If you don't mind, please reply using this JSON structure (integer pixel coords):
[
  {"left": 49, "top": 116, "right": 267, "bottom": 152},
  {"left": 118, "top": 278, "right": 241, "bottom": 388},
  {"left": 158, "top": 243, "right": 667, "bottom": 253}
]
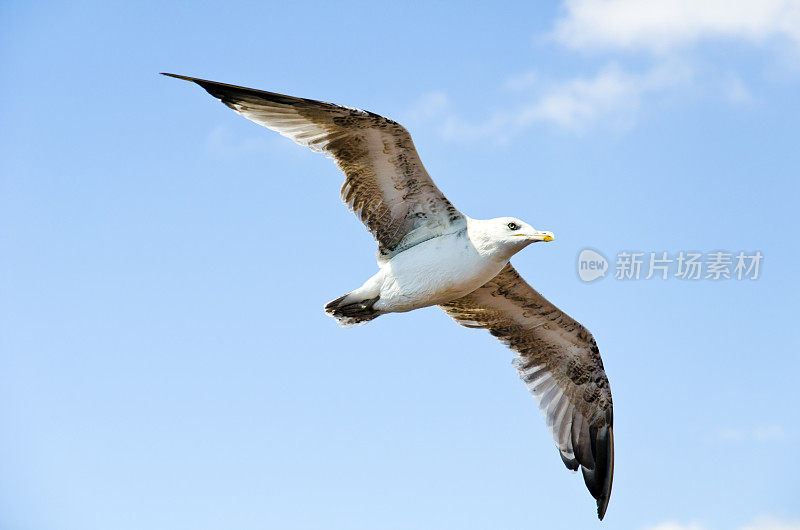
[{"left": 530, "top": 230, "right": 555, "bottom": 242}]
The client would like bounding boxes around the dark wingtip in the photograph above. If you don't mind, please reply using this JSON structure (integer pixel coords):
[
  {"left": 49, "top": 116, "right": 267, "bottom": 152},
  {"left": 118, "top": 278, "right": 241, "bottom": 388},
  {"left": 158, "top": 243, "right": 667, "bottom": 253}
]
[
  {"left": 159, "top": 73, "right": 244, "bottom": 108},
  {"left": 160, "top": 72, "right": 197, "bottom": 82},
  {"left": 596, "top": 425, "right": 614, "bottom": 519},
  {"left": 159, "top": 73, "right": 346, "bottom": 115},
  {"left": 568, "top": 408, "right": 614, "bottom": 519},
  {"left": 576, "top": 410, "right": 614, "bottom": 521},
  {"left": 587, "top": 423, "right": 613, "bottom": 520},
  {"left": 160, "top": 73, "right": 222, "bottom": 91},
  {"left": 559, "top": 450, "right": 579, "bottom": 472}
]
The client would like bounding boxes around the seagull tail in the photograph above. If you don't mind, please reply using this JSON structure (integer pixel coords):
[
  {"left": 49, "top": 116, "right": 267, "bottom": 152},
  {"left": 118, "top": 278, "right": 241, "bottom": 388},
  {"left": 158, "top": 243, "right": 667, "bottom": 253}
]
[{"left": 325, "top": 293, "right": 382, "bottom": 327}]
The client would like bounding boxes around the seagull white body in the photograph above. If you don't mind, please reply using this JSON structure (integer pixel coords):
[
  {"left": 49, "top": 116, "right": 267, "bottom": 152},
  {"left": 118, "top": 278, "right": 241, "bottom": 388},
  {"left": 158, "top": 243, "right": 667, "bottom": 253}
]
[
  {"left": 164, "top": 73, "right": 614, "bottom": 520},
  {"left": 349, "top": 217, "right": 550, "bottom": 314}
]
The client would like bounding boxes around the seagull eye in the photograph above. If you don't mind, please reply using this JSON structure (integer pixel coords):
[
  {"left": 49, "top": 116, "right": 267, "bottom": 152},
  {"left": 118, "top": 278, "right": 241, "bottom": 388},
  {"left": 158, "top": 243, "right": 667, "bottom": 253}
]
[{"left": 507, "top": 222, "right": 520, "bottom": 231}]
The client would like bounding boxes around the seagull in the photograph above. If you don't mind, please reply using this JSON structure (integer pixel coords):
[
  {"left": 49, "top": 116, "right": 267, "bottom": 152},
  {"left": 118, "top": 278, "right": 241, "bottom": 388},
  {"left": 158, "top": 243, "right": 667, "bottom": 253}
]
[{"left": 163, "top": 73, "right": 614, "bottom": 520}]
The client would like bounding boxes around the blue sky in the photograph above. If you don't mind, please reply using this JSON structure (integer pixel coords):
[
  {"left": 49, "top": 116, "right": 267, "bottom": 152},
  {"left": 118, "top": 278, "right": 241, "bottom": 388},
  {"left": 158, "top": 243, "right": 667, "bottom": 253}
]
[{"left": 2, "top": 1, "right": 799, "bottom": 529}]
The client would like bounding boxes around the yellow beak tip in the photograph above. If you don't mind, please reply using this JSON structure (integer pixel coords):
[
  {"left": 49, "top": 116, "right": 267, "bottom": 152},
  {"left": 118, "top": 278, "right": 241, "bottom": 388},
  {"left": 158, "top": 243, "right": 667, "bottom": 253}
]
[{"left": 544, "top": 235, "right": 554, "bottom": 242}]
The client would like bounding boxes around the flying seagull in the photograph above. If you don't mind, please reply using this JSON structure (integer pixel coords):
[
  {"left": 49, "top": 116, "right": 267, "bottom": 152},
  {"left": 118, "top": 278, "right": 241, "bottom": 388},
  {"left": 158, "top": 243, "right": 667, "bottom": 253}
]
[{"left": 163, "top": 73, "right": 614, "bottom": 519}]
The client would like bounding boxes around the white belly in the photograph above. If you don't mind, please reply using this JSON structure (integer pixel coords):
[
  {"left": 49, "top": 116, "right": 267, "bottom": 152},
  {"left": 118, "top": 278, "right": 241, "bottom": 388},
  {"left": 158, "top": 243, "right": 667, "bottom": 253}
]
[{"left": 374, "top": 231, "right": 507, "bottom": 313}]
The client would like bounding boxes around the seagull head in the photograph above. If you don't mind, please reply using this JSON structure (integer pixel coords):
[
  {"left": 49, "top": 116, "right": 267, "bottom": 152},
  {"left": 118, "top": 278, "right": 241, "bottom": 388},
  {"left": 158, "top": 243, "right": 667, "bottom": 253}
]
[{"left": 477, "top": 217, "right": 555, "bottom": 258}]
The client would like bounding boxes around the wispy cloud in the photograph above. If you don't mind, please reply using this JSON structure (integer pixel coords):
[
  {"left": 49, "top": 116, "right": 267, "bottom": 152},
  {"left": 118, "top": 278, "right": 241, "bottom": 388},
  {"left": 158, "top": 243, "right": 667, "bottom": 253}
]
[
  {"left": 740, "top": 517, "right": 800, "bottom": 530},
  {"left": 513, "top": 61, "right": 688, "bottom": 131},
  {"left": 418, "top": 1, "right": 799, "bottom": 139},
  {"left": 723, "top": 73, "right": 751, "bottom": 103},
  {"left": 753, "top": 425, "right": 787, "bottom": 441},
  {"left": 206, "top": 124, "right": 272, "bottom": 158},
  {"left": 712, "top": 424, "right": 787, "bottom": 443},
  {"left": 204, "top": 124, "right": 303, "bottom": 159},
  {"left": 404, "top": 91, "right": 451, "bottom": 123},
  {"left": 503, "top": 71, "right": 539, "bottom": 92},
  {"left": 553, "top": 0, "right": 800, "bottom": 53},
  {"left": 643, "top": 517, "right": 800, "bottom": 530},
  {"left": 643, "top": 523, "right": 705, "bottom": 530},
  {"left": 415, "top": 61, "right": 690, "bottom": 139}
]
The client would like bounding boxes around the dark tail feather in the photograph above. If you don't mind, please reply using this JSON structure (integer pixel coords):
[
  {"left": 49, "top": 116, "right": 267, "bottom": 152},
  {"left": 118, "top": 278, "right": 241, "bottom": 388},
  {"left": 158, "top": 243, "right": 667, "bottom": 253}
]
[{"left": 324, "top": 295, "right": 381, "bottom": 327}]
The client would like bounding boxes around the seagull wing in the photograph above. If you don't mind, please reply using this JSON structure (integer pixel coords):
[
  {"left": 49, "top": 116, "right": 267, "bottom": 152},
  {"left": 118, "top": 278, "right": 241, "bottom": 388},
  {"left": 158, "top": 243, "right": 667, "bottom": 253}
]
[
  {"left": 440, "top": 263, "right": 614, "bottom": 520},
  {"left": 163, "top": 73, "right": 465, "bottom": 262}
]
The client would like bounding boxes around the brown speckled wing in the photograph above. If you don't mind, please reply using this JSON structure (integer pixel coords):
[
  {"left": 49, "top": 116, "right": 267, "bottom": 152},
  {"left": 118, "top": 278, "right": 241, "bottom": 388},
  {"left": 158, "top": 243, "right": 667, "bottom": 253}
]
[
  {"left": 440, "top": 263, "right": 614, "bottom": 520},
  {"left": 163, "top": 73, "right": 465, "bottom": 261}
]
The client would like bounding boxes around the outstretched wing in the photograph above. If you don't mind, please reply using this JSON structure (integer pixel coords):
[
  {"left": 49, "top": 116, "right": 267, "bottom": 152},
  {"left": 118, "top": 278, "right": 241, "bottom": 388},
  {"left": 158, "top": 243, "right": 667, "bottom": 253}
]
[
  {"left": 163, "top": 73, "right": 465, "bottom": 262},
  {"left": 440, "top": 263, "right": 614, "bottom": 520}
]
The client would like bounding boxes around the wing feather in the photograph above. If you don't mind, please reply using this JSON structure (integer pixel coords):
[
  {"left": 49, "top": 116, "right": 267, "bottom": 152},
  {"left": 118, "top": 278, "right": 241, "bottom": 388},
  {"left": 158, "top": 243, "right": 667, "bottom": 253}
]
[
  {"left": 441, "top": 263, "right": 614, "bottom": 519},
  {"left": 163, "top": 73, "right": 465, "bottom": 261}
]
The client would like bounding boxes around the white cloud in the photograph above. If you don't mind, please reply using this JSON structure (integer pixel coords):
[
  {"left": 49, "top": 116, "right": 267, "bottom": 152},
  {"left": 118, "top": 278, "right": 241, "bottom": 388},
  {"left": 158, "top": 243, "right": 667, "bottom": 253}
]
[
  {"left": 415, "top": 0, "right": 800, "bottom": 138},
  {"left": 440, "top": 112, "right": 510, "bottom": 142},
  {"left": 515, "top": 62, "right": 688, "bottom": 131},
  {"left": 753, "top": 424, "right": 786, "bottom": 442},
  {"left": 431, "top": 61, "right": 689, "bottom": 139},
  {"left": 643, "top": 517, "right": 800, "bottom": 530},
  {"left": 554, "top": 0, "right": 800, "bottom": 53},
  {"left": 404, "top": 91, "right": 450, "bottom": 123},
  {"left": 204, "top": 124, "right": 301, "bottom": 158},
  {"left": 723, "top": 74, "right": 751, "bottom": 103},
  {"left": 206, "top": 124, "right": 272, "bottom": 157},
  {"left": 503, "top": 71, "right": 539, "bottom": 92},
  {"left": 740, "top": 516, "right": 800, "bottom": 530},
  {"left": 643, "top": 522, "right": 706, "bottom": 530},
  {"left": 712, "top": 424, "right": 787, "bottom": 443},
  {"left": 716, "top": 426, "right": 746, "bottom": 442},
  {"left": 539, "top": 0, "right": 800, "bottom": 131}
]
